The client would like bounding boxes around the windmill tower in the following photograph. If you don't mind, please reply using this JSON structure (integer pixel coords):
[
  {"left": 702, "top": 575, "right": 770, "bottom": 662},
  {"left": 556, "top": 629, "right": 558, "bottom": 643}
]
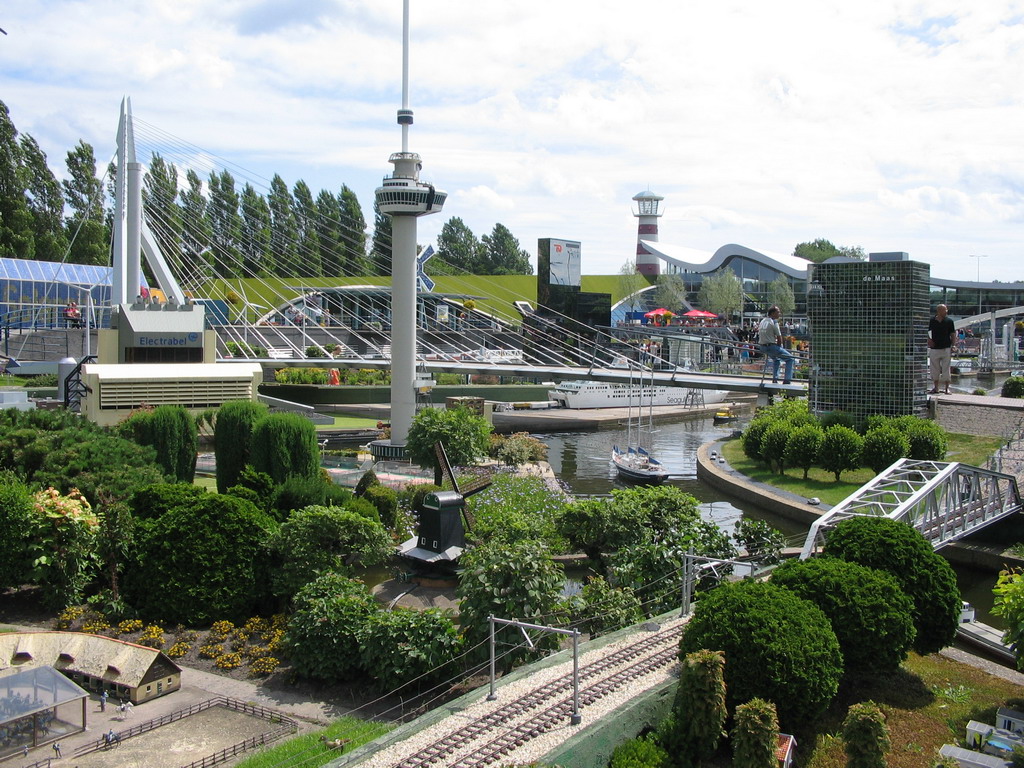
[
  {"left": 633, "top": 190, "right": 664, "bottom": 277},
  {"left": 373, "top": 0, "right": 447, "bottom": 454}
]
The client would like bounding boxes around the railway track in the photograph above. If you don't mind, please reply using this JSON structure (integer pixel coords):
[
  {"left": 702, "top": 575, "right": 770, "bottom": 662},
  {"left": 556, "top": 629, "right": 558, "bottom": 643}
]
[{"left": 357, "top": 617, "right": 685, "bottom": 768}]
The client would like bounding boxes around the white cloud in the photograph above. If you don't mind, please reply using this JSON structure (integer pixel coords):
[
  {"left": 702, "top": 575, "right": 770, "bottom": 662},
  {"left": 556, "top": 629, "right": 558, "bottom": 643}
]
[{"left": 1, "top": 0, "right": 1022, "bottom": 283}]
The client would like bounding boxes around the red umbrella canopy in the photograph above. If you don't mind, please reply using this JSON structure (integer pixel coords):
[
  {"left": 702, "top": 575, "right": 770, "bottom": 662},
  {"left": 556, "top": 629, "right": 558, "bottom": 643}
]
[
  {"left": 644, "top": 308, "right": 673, "bottom": 317},
  {"left": 683, "top": 309, "right": 717, "bottom": 318}
]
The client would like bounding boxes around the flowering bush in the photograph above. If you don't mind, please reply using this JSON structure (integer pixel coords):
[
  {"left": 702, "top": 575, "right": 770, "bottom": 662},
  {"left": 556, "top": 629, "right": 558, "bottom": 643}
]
[
  {"left": 199, "top": 644, "right": 224, "bottom": 660},
  {"left": 209, "top": 620, "right": 234, "bottom": 642},
  {"left": 30, "top": 487, "right": 100, "bottom": 609},
  {"left": 138, "top": 625, "right": 165, "bottom": 648},
  {"left": 167, "top": 642, "right": 191, "bottom": 659},
  {"left": 81, "top": 616, "right": 111, "bottom": 634},
  {"left": 117, "top": 619, "right": 144, "bottom": 635},
  {"left": 215, "top": 652, "right": 243, "bottom": 670},
  {"left": 249, "top": 656, "right": 279, "bottom": 677},
  {"left": 56, "top": 605, "right": 86, "bottom": 630}
]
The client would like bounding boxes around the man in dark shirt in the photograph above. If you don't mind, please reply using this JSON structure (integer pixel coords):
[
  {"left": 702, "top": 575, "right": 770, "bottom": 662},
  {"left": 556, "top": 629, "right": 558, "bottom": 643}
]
[{"left": 928, "top": 304, "right": 955, "bottom": 394}]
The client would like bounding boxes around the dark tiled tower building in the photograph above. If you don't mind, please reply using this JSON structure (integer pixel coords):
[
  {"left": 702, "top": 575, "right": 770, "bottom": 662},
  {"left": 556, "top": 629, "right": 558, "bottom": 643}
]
[{"left": 807, "top": 256, "right": 930, "bottom": 419}]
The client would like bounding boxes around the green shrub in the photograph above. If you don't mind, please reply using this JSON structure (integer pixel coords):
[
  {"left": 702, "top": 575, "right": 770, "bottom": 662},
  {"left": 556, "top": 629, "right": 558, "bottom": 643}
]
[
  {"left": 274, "top": 367, "right": 329, "bottom": 385},
  {"left": 1002, "top": 376, "right": 1024, "bottom": 398},
  {"left": 214, "top": 401, "right": 269, "bottom": 493},
  {"left": 251, "top": 412, "right": 320, "bottom": 485},
  {"left": 820, "top": 410, "right": 857, "bottom": 431},
  {"left": 610, "top": 737, "right": 669, "bottom": 768},
  {"left": 759, "top": 421, "right": 793, "bottom": 473},
  {"left": 679, "top": 580, "right": 843, "bottom": 729},
  {"left": 129, "top": 482, "right": 205, "bottom": 520},
  {"left": 305, "top": 345, "right": 329, "bottom": 358},
  {"left": 904, "top": 421, "right": 949, "bottom": 461},
  {"left": 818, "top": 425, "right": 863, "bottom": 481},
  {"left": 354, "top": 469, "right": 380, "bottom": 497},
  {"left": 861, "top": 426, "right": 911, "bottom": 473},
  {"left": 358, "top": 608, "right": 463, "bottom": 691},
  {"left": 741, "top": 417, "right": 775, "bottom": 463},
  {"left": 558, "top": 576, "right": 643, "bottom": 638},
  {"left": 0, "top": 473, "right": 37, "bottom": 590},
  {"left": 659, "top": 649, "right": 727, "bottom": 765},
  {"left": 361, "top": 484, "right": 398, "bottom": 530},
  {"left": 407, "top": 483, "right": 442, "bottom": 511},
  {"left": 784, "top": 424, "right": 824, "bottom": 479},
  {"left": 731, "top": 698, "right": 779, "bottom": 768},
  {"left": 226, "top": 341, "right": 267, "bottom": 358},
  {"left": 271, "top": 475, "right": 329, "bottom": 519},
  {"left": 843, "top": 701, "right": 890, "bottom": 768}
]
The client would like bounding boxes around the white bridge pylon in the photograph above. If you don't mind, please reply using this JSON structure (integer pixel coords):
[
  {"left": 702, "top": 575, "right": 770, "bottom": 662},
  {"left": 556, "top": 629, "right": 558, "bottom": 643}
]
[{"left": 800, "top": 458, "right": 1023, "bottom": 559}]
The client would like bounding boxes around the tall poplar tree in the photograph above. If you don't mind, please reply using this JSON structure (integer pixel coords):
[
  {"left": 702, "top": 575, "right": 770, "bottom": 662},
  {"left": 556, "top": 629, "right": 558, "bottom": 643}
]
[
  {"left": 315, "top": 190, "right": 344, "bottom": 277},
  {"left": 178, "top": 170, "right": 212, "bottom": 279},
  {"left": 19, "top": 134, "right": 67, "bottom": 262},
  {"left": 368, "top": 200, "right": 391, "bottom": 276},
  {"left": 239, "top": 184, "right": 271, "bottom": 278},
  {"left": 267, "top": 174, "right": 298, "bottom": 277},
  {"left": 142, "top": 153, "right": 182, "bottom": 274},
  {"left": 63, "top": 141, "right": 109, "bottom": 265},
  {"left": 339, "top": 185, "right": 367, "bottom": 275},
  {"left": 207, "top": 170, "right": 243, "bottom": 277},
  {"left": 292, "top": 180, "right": 321, "bottom": 277},
  {"left": 436, "top": 217, "right": 484, "bottom": 274},
  {"left": 0, "top": 101, "right": 33, "bottom": 259}
]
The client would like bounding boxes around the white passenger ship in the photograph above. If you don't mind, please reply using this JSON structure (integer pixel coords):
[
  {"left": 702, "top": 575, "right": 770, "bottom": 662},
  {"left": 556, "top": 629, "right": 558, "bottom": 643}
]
[{"left": 548, "top": 380, "right": 728, "bottom": 410}]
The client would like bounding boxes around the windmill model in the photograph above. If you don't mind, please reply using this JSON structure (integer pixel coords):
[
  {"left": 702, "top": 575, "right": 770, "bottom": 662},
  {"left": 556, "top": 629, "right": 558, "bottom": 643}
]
[{"left": 397, "top": 442, "right": 493, "bottom": 577}]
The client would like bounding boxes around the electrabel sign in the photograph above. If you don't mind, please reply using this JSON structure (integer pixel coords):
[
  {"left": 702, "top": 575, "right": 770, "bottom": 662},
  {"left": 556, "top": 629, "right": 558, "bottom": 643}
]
[{"left": 134, "top": 332, "right": 203, "bottom": 347}]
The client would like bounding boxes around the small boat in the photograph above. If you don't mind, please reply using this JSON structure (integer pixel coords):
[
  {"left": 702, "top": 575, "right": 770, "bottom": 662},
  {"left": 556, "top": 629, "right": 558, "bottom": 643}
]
[
  {"left": 956, "top": 602, "right": 1016, "bottom": 665},
  {"left": 612, "top": 445, "right": 670, "bottom": 484},
  {"left": 713, "top": 406, "right": 739, "bottom": 424}
]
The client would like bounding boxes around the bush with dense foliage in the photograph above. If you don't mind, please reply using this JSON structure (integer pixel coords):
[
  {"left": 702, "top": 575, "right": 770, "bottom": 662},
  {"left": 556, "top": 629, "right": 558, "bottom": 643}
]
[
  {"left": 770, "top": 557, "right": 916, "bottom": 675},
  {"left": 269, "top": 505, "right": 392, "bottom": 598},
  {"left": 274, "top": 367, "right": 328, "bottom": 385},
  {"left": 285, "top": 572, "right": 378, "bottom": 683},
  {"left": 1002, "top": 376, "right": 1024, "bottom": 399},
  {"left": 860, "top": 426, "right": 911, "bottom": 474},
  {"left": 902, "top": 420, "right": 949, "bottom": 461},
  {"left": 992, "top": 568, "right": 1024, "bottom": 670},
  {"left": 609, "top": 736, "right": 669, "bottom": 768},
  {"left": 468, "top": 472, "right": 568, "bottom": 551},
  {"left": 128, "top": 482, "right": 206, "bottom": 520},
  {"left": 250, "top": 412, "right": 320, "bottom": 485},
  {"left": 361, "top": 484, "right": 399, "bottom": 530},
  {"left": 354, "top": 468, "right": 380, "bottom": 497},
  {"left": 823, "top": 516, "right": 960, "bottom": 655},
  {"left": 842, "top": 701, "right": 890, "bottom": 768},
  {"left": 658, "top": 649, "right": 726, "bottom": 766},
  {"left": 124, "top": 493, "right": 278, "bottom": 624},
  {"left": 270, "top": 474, "right": 339, "bottom": 520},
  {"left": 456, "top": 539, "right": 564, "bottom": 666},
  {"left": 488, "top": 432, "right": 548, "bottom": 466},
  {"left": 731, "top": 698, "right": 779, "bottom": 768},
  {"left": 783, "top": 423, "right": 824, "bottom": 479},
  {"left": 732, "top": 519, "right": 786, "bottom": 565},
  {"left": 680, "top": 580, "right": 843, "bottom": 728},
  {"left": 358, "top": 607, "right": 463, "bottom": 691},
  {"left": 213, "top": 400, "right": 269, "bottom": 493},
  {"left": 405, "top": 405, "right": 492, "bottom": 485},
  {"left": 28, "top": 486, "right": 100, "bottom": 609},
  {"left": 759, "top": 421, "right": 794, "bottom": 474},
  {"left": 0, "top": 472, "right": 37, "bottom": 590},
  {"left": 818, "top": 425, "right": 863, "bottom": 481},
  {"left": 119, "top": 405, "right": 198, "bottom": 482},
  {"left": 559, "top": 576, "right": 643, "bottom": 638}
]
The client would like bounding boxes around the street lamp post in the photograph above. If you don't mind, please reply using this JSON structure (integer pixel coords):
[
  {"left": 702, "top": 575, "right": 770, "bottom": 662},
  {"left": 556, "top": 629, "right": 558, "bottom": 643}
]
[{"left": 969, "top": 254, "right": 988, "bottom": 316}]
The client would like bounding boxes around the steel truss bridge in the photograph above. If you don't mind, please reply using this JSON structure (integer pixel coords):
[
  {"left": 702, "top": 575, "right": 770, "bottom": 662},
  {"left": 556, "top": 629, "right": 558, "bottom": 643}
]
[{"left": 800, "top": 458, "right": 1023, "bottom": 558}]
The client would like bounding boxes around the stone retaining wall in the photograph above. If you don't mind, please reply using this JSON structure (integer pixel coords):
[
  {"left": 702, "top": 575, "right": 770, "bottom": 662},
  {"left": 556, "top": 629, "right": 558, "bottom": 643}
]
[{"left": 931, "top": 394, "right": 1024, "bottom": 438}]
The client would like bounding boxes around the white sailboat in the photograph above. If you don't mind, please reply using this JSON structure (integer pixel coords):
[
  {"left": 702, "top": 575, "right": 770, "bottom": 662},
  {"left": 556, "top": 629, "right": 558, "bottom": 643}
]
[{"left": 612, "top": 364, "right": 669, "bottom": 485}]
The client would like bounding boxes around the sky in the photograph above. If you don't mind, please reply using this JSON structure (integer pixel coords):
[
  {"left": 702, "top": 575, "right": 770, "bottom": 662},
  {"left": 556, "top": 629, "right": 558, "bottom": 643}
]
[{"left": 1, "top": 0, "right": 1022, "bottom": 283}]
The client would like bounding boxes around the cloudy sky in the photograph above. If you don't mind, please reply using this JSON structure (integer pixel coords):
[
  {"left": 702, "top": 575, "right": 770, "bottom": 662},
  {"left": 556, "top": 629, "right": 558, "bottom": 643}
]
[{"left": 1, "top": 0, "right": 1022, "bottom": 282}]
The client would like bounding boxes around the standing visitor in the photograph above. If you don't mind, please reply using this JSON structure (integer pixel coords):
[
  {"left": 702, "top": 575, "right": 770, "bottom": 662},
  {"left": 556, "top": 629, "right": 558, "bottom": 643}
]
[
  {"left": 757, "top": 306, "right": 795, "bottom": 384},
  {"left": 928, "top": 303, "right": 955, "bottom": 395}
]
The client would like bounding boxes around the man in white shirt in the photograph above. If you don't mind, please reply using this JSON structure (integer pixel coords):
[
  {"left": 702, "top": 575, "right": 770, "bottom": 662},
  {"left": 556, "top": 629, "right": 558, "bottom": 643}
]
[{"left": 758, "top": 306, "right": 795, "bottom": 384}]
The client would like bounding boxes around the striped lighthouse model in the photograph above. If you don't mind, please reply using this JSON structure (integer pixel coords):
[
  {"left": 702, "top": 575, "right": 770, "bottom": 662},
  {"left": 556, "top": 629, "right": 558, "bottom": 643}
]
[{"left": 633, "top": 190, "right": 664, "bottom": 277}]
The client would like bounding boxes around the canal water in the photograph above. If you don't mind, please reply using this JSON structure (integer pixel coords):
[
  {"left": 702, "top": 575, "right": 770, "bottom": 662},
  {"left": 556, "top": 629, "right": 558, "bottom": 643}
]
[{"left": 530, "top": 413, "right": 1007, "bottom": 627}]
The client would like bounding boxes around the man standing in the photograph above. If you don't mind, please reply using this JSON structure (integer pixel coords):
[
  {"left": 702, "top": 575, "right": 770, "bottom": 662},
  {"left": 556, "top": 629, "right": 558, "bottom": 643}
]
[
  {"left": 758, "top": 306, "right": 795, "bottom": 384},
  {"left": 928, "top": 303, "right": 955, "bottom": 395}
]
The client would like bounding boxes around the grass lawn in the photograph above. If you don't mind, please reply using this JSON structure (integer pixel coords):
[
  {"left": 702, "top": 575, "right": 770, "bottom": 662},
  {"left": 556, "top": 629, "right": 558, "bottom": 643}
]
[
  {"left": 805, "top": 652, "right": 1024, "bottom": 768},
  {"left": 316, "top": 412, "right": 381, "bottom": 430},
  {"left": 720, "top": 433, "right": 1006, "bottom": 507},
  {"left": 235, "top": 717, "right": 390, "bottom": 768}
]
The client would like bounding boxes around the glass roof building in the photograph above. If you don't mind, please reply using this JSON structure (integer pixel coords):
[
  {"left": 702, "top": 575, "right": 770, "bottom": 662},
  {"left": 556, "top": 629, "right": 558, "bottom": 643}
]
[
  {"left": 0, "top": 257, "right": 115, "bottom": 329},
  {"left": 0, "top": 665, "right": 88, "bottom": 759}
]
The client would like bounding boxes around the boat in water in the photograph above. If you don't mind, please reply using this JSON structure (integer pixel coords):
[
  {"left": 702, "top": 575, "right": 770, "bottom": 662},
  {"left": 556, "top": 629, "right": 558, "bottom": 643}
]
[
  {"left": 548, "top": 379, "right": 728, "bottom": 410},
  {"left": 713, "top": 405, "right": 739, "bottom": 424},
  {"left": 957, "top": 602, "right": 1015, "bottom": 665},
  {"left": 612, "top": 445, "right": 670, "bottom": 484},
  {"left": 610, "top": 366, "right": 670, "bottom": 485}
]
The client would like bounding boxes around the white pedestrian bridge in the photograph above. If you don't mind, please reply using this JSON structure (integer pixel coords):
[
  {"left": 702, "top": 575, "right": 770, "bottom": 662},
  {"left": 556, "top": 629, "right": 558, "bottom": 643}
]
[{"left": 801, "top": 458, "right": 1023, "bottom": 558}]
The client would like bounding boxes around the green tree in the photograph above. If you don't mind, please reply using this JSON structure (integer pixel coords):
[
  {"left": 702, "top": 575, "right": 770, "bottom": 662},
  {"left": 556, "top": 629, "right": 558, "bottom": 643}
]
[
  {"left": 456, "top": 539, "right": 564, "bottom": 666},
  {"left": 767, "top": 274, "right": 795, "bottom": 317},
  {"left": 992, "top": 568, "right": 1024, "bottom": 671},
  {"left": 679, "top": 580, "right": 843, "bottom": 728},
  {"left": 481, "top": 222, "right": 532, "bottom": 275},
  {"left": 368, "top": 199, "right": 391, "bottom": 275},
  {"left": 125, "top": 493, "right": 277, "bottom": 624},
  {"left": 250, "top": 411, "right": 320, "bottom": 485},
  {"left": 315, "top": 189, "right": 345, "bottom": 277},
  {"left": 120, "top": 405, "right": 197, "bottom": 482},
  {"left": 861, "top": 426, "right": 910, "bottom": 474},
  {"left": 655, "top": 273, "right": 688, "bottom": 315},
  {"left": 819, "top": 425, "right": 863, "bottom": 481},
  {"left": 214, "top": 400, "right": 269, "bottom": 493},
  {"left": 28, "top": 487, "right": 100, "bottom": 610},
  {"left": 0, "top": 472, "right": 38, "bottom": 590},
  {"left": 559, "top": 576, "right": 643, "bottom": 638},
  {"left": 732, "top": 519, "right": 786, "bottom": 565},
  {"left": 207, "top": 169, "right": 243, "bottom": 277},
  {"left": 0, "top": 101, "right": 34, "bottom": 259},
  {"left": 771, "top": 557, "right": 916, "bottom": 676},
  {"left": 659, "top": 649, "right": 727, "bottom": 766},
  {"left": 267, "top": 174, "right": 299, "bottom": 276},
  {"left": 285, "top": 571, "right": 378, "bottom": 682},
  {"left": 405, "top": 405, "right": 492, "bottom": 485},
  {"left": 269, "top": 505, "right": 392, "bottom": 598},
  {"left": 696, "top": 267, "right": 742, "bottom": 320},
  {"left": 731, "top": 698, "right": 779, "bottom": 768},
  {"left": 436, "top": 216, "right": 485, "bottom": 274},
  {"left": 20, "top": 134, "right": 68, "bottom": 261},
  {"left": 610, "top": 737, "right": 669, "bottom": 768},
  {"left": 358, "top": 608, "right": 463, "bottom": 691},
  {"left": 823, "top": 516, "right": 960, "bottom": 655},
  {"left": 179, "top": 169, "right": 212, "bottom": 278},
  {"left": 143, "top": 153, "right": 182, "bottom": 274},
  {"left": 794, "top": 238, "right": 842, "bottom": 263},
  {"left": 339, "top": 184, "right": 368, "bottom": 274},
  {"left": 239, "top": 183, "right": 271, "bottom": 278},
  {"left": 784, "top": 423, "right": 824, "bottom": 479},
  {"left": 618, "top": 259, "right": 649, "bottom": 319},
  {"left": 760, "top": 421, "right": 793, "bottom": 474},
  {"left": 292, "top": 179, "right": 321, "bottom": 277},
  {"left": 842, "top": 701, "right": 890, "bottom": 768},
  {"left": 63, "top": 140, "right": 109, "bottom": 265}
]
